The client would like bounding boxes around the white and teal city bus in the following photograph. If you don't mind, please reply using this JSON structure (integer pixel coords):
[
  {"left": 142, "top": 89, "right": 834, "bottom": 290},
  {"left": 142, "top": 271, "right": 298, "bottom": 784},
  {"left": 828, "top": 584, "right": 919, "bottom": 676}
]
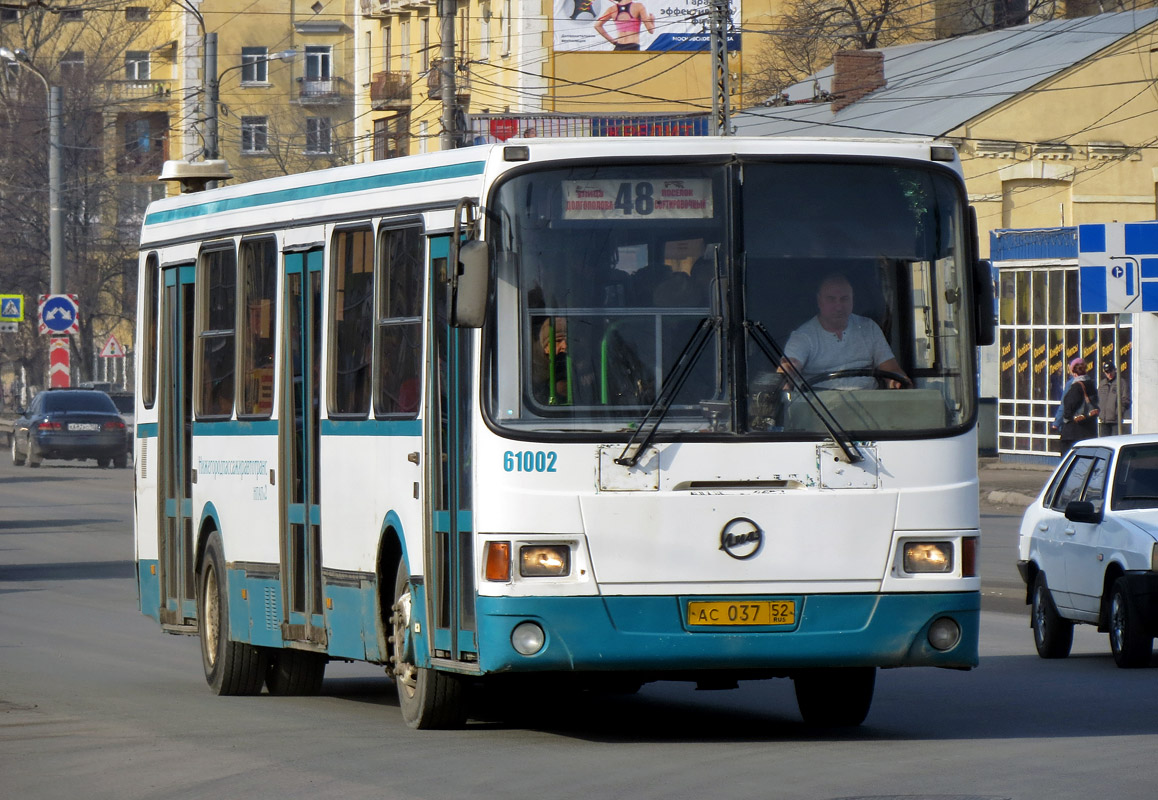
[{"left": 134, "top": 138, "right": 994, "bottom": 728}]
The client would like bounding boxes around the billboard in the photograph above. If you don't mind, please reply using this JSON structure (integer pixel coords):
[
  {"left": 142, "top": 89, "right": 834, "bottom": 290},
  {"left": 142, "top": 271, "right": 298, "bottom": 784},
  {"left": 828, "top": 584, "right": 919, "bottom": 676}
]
[{"left": 553, "top": 0, "right": 741, "bottom": 53}]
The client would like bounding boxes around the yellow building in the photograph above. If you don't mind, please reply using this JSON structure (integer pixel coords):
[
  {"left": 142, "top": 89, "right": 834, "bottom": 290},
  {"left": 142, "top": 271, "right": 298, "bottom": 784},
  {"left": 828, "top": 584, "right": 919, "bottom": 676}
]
[
  {"left": 177, "top": 0, "right": 356, "bottom": 181},
  {"left": 354, "top": 0, "right": 782, "bottom": 159}
]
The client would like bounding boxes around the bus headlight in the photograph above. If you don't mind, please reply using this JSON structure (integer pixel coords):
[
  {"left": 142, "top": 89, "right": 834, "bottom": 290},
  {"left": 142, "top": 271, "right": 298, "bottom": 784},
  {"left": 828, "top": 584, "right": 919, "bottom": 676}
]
[
  {"left": 903, "top": 542, "right": 954, "bottom": 573},
  {"left": 520, "top": 545, "right": 571, "bottom": 577}
]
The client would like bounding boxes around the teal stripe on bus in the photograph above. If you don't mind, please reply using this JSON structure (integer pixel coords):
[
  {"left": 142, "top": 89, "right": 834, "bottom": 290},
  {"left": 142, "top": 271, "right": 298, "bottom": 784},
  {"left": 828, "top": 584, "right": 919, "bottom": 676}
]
[
  {"left": 321, "top": 419, "right": 422, "bottom": 436},
  {"left": 192, "top": 420, "right": 279, "bottom": 436},
  {"left": 137, "top": 422, "right": 158, "bottom": 438},
  {"left": 144, "top": 161, "right": 487, "bottom": 226},
  {"left": 180, "top": 419, "right": 422, "bottom": 436}
]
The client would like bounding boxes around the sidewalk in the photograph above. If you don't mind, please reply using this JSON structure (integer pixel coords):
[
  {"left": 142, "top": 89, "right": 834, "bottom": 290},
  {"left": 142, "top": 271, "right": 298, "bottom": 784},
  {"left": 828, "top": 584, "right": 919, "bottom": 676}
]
[{"left": 978, "top": 457, "right": 1054, "bottom": 509}]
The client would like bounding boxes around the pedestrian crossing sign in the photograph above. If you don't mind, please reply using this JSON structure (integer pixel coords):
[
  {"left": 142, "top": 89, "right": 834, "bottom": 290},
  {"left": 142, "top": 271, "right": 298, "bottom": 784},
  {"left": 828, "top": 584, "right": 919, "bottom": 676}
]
[{"left": 0, "top": 294, "right": 23, "bottom": 322}]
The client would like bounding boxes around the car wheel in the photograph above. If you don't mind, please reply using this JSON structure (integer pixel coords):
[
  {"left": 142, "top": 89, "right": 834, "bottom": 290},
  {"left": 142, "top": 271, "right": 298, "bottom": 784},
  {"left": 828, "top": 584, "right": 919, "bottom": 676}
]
[
  {"left": 1031, "top": 573, "right": 1073, "bottom": 659},
  {"left": 1109, "top": 577, "right": 1153, "bottom": 669},
  {"left": 793, "top": 667, "right": 875, "bottom": 727},
  {"left": 113, "top": 453, "right": 127, "bottom": 469},
  {"left": 198, "top": 532, "right": 268, "bottom": 695},
  {"left": 11, "top": 435, "right": 25, "bottom": 466},
  {"left": 391, "top": 558, "right": 466, "bottom": 729},
  {"left": 27, "top": 441, "right": 42, "bottom": 468}
]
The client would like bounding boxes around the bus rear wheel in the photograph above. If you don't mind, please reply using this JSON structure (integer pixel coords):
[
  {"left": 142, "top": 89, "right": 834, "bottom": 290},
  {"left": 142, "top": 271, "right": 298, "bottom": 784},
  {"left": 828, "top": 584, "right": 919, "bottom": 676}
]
[
  {"left": 198, "top": 532, "right": 268, "bottom": 695},
  {"left": 390, "top": 559, "right": 466, "bottom": 729},
  {"left": 793, "top": 667, "right": 875, "bottom": 727}
]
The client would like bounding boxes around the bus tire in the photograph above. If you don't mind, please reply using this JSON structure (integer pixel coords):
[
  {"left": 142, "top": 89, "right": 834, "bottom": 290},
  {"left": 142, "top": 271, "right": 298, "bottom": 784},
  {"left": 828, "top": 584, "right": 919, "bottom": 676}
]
[
  {"left": 1109, "top": 577, "right": 1152, "bottom": 669},
  {"left": 391, "top": 559, "right": 466, "bottom": 729},
  {"left": 1032, "top": 572, "right": 1073, "bottom": 659},
  {"left": 793, "top": 667, "right": 875, "bottom": 727},
  {"left": 266, "top": 648, "right": 327, "bottom": 696},
  {"left": 198, "top": 532, "right": 268, "bottom": 695}
]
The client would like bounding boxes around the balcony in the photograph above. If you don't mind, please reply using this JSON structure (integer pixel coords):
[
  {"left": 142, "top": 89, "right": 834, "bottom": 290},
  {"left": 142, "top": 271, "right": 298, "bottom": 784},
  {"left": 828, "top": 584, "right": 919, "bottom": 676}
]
[
  {"left": 371, "top": 71, "right": 412, "bottom": 110},
  {"left": 362, "top": 0, "right": 400, "bottom": 15},
  {"left": 105, "top": 79, "right": 173, "bottom": 106},
  {"left": 426, "top": 60, "right": 470, "bottom": 104},
  {"left": 297, "top": 77, "right": 345, "bottom": 105}
]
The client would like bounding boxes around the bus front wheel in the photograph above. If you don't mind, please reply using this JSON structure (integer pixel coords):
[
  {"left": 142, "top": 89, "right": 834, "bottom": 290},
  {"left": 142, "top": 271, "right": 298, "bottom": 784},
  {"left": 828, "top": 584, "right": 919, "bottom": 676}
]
[
  {"left": 390, "top": 559, "right": 466, "bottom": 729},
  {"left": 793, "top": 667, "right": 875, "bottom": 727},
  {"left": 198, "top": 532, "right": 268, "bottom": 695}
]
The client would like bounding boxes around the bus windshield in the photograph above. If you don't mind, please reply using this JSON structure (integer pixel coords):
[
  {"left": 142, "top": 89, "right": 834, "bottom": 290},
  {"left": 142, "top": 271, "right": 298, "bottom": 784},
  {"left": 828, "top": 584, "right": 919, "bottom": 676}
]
[{"left": 484, "top": 159, "right": 976, "bottom": 439}]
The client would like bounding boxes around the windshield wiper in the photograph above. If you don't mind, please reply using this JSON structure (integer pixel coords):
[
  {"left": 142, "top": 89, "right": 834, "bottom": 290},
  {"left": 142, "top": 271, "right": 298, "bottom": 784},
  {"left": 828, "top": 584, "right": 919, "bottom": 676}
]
[
  {"left": 615, "top": 315, "right": 720, "bottom": 468},
  {"left": 745, "top": 319, "right": 863, "bottom": 464}
]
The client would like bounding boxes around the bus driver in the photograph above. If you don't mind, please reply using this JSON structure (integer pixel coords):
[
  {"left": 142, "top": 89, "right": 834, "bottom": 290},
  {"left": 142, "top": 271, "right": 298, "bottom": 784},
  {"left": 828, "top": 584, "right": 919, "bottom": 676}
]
[{"left": 779, "top": 273, "right": 909, "bottom": 390}]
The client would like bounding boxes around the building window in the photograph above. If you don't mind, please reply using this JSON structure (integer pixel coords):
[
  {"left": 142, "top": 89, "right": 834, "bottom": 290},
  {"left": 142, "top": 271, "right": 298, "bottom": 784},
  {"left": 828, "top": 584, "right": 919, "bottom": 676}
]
[
  {"left": 125, "top": 51, "right": 150, "bottom": 81},
  {"left": 1, "top": 9, "right": 20, "bottom": 22},
  {"left": 198, "top": 246, "right": 237, "bottom": 419},
  {"left": 305, "top": 45, "right": 332, "bottom": 80},
  {"left": 383, "top": 25, "right": 391, "bottom": 70},
  {"left": 125, "top": 7, "right": 149, "bottom": 21},
  {"left": 421, "top": 19, "right": 430, "bottom": 72},
  {"left": 62, "top": 9, "right": 83, "bottom": 21},
  {"left": 400, "top": 22, "right": 410, "bottom": 72},
  {"left": 241, "top": 46, "right": 268, "bottom": 84},
  {"left": 373, "top": 115, "right": 408, "bottom": 160},
  {"left": 306, "top": 117, "right": 332, "bottom": 154},
  {"left": 241, "top": 116, "right": 268, "bottom": 153},
  {"left": 60, "top": 52, "right": 85, "bottom": 84}
]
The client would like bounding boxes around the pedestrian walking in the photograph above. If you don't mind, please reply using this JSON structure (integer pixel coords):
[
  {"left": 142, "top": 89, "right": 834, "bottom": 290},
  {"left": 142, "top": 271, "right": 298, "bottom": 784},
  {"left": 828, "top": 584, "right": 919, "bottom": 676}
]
[
  {"left": 1059, "top": 358, "right": 1099, "bottom": 452},
  {"left": 1097, "top": 359, "right": 1130, "bottom": 437}
]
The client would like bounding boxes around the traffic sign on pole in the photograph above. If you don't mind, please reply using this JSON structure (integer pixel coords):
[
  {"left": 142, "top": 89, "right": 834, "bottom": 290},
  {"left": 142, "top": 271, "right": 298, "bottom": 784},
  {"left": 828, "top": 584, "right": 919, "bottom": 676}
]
[
  {"left": 1, "top": 294, "right": 23, "bottom": 322},
  {"left": 38, "top": 293, "right": 79, "bottom": 335},
  {"left": 99, "top": 334, "right": 125, "bottom": 358},
  {"left": 49, "top": 336, "right": 70, "bottom": 387}
]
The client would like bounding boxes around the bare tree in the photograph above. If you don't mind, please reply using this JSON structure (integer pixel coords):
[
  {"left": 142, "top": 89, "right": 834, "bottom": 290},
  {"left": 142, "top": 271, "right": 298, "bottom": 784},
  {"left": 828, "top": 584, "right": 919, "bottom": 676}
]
[{"left": 0, "top": 1, "right": 166, "bottom": 387}]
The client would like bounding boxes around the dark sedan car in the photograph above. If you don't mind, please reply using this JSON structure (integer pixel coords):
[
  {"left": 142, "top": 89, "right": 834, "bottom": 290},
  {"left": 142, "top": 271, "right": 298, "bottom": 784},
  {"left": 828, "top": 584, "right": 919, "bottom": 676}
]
[{"left": 10, "top": 388, "right": 128, "bottom": 468}]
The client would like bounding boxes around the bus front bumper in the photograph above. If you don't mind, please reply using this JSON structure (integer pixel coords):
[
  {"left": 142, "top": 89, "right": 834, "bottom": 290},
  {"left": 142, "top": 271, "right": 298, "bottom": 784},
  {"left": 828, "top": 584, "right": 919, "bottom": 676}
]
[{"left": 474, "top": 591, "right": 979, "bottom": 675}]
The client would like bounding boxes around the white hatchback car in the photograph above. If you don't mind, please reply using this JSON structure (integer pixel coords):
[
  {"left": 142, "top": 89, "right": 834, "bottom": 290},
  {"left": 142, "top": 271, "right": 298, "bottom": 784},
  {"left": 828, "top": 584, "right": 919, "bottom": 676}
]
[{"left": 1017, "top": 435, "right": 1158, "bottom": 668}]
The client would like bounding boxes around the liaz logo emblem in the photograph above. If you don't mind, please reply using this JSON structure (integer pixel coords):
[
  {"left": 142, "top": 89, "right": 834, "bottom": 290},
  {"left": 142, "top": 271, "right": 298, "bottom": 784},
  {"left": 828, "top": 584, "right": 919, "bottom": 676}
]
[{"left": 719, "top": 517, "right": 763, "bottom": 560}]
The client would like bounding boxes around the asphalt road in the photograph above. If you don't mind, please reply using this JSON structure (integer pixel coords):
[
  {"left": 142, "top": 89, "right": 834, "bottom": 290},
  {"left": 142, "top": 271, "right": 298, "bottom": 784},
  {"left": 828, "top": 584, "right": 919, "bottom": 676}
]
[{"left": 3, "top": 457, "right": 1157, "bottom": 800}]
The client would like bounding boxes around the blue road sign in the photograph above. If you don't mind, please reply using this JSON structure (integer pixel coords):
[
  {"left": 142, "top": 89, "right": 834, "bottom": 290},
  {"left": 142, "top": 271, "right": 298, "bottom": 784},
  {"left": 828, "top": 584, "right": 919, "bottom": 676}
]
[
  {"left": 40, "top": 294, "right": 78, "bottom": 334},
  {"left": 1077, "top": 222, "right": 1158, "bottom": 313},
  {"left": 0, "top": 294, "right": 23, "bottom": 321}
]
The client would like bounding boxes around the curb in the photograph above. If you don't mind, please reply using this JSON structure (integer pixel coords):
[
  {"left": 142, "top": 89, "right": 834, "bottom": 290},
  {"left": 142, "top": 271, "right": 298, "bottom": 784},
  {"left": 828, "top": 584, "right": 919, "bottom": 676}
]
[{"left": 984, "top": 490, "right": 1038, "bottom": 508}]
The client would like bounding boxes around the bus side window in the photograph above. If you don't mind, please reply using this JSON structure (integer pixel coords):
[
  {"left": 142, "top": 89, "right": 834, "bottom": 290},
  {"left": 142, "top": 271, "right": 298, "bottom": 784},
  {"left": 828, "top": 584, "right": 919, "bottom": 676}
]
[
  {"left": 197, "top": 245, "right": 237, "bottom": 419},
  {"left": 331, "top": 227, "right": 374, "bottom": 417},
  {"left": 375, "top": 226, "right": 423, "bottom": 417},
  {"left": 239, "top": 238, "right": 277, "bottom": 417}
]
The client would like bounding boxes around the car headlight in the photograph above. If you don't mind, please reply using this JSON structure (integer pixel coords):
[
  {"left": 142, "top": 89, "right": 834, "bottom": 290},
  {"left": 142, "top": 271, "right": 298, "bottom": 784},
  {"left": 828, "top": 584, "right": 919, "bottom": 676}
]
[
  {"left": 903, "top": 541, "right": 954, "bottom": 573},
  {"left": 520, "top": 545, "right": 571, "bottom": 577}
]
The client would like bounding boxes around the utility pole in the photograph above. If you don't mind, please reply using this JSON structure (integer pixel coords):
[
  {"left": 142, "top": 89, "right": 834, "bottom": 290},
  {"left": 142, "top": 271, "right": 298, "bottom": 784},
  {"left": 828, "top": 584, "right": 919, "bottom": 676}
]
[
  {"left": 709, "top": 0, "right": 731, "bottom": 136},
  {"left": 47, "top": 85, "right": 63, "bottom": 295},
  {"left": 439, "top": 0, "right": 457, "bottom": 150}
]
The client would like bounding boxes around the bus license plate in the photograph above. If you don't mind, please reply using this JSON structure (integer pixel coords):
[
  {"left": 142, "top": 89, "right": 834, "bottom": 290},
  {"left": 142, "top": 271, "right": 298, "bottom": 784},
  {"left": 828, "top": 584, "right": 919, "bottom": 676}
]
[{"left": 686, "top": 600, "right": 795, "bottom": 627}]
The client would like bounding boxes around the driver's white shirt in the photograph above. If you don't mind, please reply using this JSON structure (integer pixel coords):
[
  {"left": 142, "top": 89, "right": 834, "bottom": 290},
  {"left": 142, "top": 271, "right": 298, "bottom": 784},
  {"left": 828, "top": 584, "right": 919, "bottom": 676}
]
[{"left": 783, "top": 314, "right": 895, "bottom": 390}]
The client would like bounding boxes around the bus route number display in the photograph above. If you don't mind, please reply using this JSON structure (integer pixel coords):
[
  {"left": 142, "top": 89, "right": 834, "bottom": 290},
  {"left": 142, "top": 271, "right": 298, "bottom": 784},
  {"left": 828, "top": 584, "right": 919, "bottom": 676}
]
[{"left": 562, "top": 179, "right": 713, "bottom": 220}]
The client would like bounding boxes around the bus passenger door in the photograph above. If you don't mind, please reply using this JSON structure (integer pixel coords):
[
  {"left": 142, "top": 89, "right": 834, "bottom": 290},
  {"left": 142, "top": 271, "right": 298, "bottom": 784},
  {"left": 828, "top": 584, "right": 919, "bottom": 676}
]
[
  {"left": 279, "top": 249, "right": 326, "bottom": 646},
  {"left": 158, "top": 265, "right": 195, "bottom": 628},
  {"left": 425, "top": 235, "right": 478, "bottom": 666}
]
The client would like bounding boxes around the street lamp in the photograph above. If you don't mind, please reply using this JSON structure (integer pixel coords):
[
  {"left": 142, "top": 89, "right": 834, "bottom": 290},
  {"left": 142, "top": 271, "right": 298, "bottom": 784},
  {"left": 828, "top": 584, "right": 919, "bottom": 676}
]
[
  {"left": 0, "top": 47, "right": 63, "bottom": 295},
  {"left": 204, "top": 33, "right": 297, "bottom": 160}
]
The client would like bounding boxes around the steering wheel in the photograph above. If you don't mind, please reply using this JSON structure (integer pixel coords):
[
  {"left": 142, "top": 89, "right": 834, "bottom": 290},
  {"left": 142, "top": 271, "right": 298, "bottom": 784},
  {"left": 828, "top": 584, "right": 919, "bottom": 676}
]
[{"left": 805, "top": 367, "right": 912, "bottom": 389}]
